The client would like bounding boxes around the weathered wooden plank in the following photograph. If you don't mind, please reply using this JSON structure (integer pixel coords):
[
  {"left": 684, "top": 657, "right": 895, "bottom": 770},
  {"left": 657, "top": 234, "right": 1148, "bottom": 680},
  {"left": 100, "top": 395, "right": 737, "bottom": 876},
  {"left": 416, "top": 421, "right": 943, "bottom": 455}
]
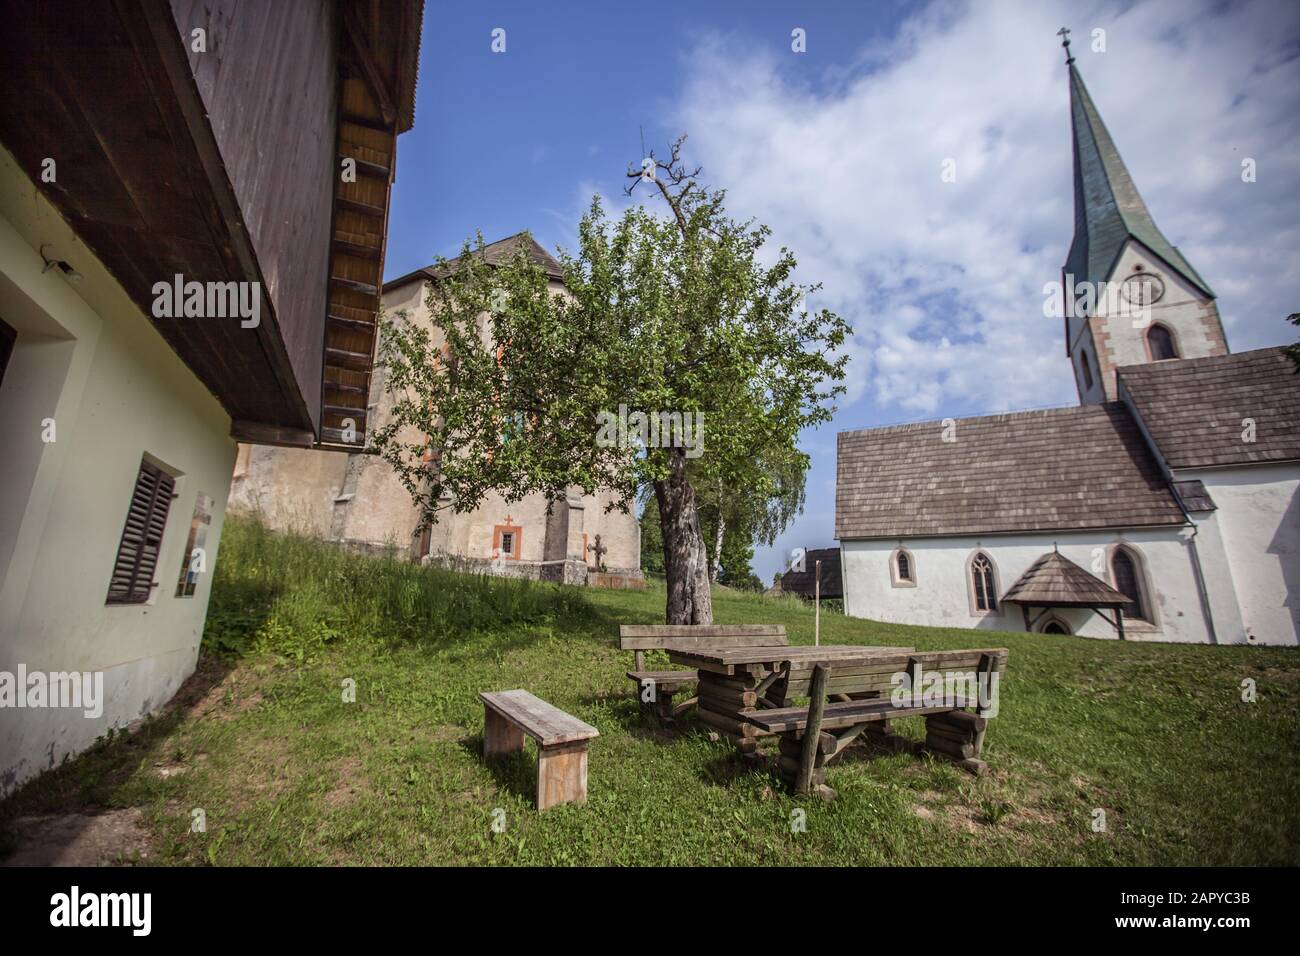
[
  {"left": 479, "top": 690, "right": 598, "bottom": 747},
  {"left": 696, "top": 706, "right": 761, "bottom": 738},
  {"left": 748, "top": 697, "right": 977, "bottom": 733},
  {"left": 796, "top": 665, "right": 829, "bottom": 794},
  {"left": 625, "top": 669, "right": 699, "bottom": 686},
  {"left": 536, "top": 740, "right": 588, "bottom": 810},
  {"left": 619, "top": 624, "right": 787, "bottom": 639},
  {"left": 669, "top": 644, "right": 914, "bottom": 666}
]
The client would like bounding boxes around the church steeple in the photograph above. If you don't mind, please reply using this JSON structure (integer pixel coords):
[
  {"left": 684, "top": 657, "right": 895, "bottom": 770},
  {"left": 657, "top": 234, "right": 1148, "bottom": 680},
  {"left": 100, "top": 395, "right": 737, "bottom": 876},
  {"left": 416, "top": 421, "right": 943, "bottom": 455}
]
[
  {"left": 1058, "top": 32, "right": 1228, "bottom": 405},
  {"left": 1063, "top": 57, "right": 1213, "bottom": 298}
]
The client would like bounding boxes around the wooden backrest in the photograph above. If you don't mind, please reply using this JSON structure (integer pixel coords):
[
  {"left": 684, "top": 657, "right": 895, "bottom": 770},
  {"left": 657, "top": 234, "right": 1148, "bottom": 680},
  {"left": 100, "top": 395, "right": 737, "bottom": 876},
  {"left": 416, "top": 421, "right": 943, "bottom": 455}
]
[
  {"left": 618, "top": 624, "right": 789, "bottom": 652},
  {"left": 783, "top": 648, "right": 1008, "bottom": 700}
]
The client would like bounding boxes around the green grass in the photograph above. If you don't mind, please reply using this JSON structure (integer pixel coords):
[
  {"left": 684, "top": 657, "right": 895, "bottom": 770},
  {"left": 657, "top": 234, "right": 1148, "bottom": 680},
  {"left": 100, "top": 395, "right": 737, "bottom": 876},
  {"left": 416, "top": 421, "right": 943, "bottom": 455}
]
[{"left": 3, "top": 515, "right": 1298, "bottom": 865}]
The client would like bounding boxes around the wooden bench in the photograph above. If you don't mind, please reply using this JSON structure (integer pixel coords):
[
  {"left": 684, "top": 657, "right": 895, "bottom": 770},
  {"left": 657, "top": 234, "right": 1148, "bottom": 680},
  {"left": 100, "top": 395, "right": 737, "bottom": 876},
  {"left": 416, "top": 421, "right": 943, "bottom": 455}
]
[
  {"left": 479, "top": 690, "right": 599, "bottom": 810},
  {"left": 746, "top": 648, "right": 1008, "bottom": 798},
  {"left": 618, "top": 624, "right": 789, "bottom": 723}
]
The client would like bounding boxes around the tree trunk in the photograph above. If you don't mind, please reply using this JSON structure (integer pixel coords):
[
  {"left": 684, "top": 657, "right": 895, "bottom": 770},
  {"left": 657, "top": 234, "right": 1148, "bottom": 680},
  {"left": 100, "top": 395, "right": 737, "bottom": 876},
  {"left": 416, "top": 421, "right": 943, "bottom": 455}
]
[{"left": 654, "top": 449, "right": 713, "bottom": 625}]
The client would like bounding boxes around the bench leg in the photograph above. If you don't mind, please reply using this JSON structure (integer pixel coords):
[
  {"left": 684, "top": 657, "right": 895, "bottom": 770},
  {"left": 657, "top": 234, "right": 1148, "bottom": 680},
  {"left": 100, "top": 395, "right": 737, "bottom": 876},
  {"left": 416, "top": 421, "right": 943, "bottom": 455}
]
[
  {"left": 653, "top": 689, "right": 676, "bottom": 723},
  {"left": 483, "top": 706, "right": 525, "bottom": 757},
  {"left": 922, "top": 711, "right": 989, "bottom": 774},
  {"left": 536, "top": 741, "right": 589, "bottom": 810}
]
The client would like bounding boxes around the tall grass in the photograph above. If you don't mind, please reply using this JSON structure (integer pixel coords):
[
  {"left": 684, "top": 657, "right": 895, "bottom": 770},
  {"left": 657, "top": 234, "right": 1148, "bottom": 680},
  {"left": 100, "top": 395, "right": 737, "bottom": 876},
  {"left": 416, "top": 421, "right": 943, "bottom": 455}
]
[{"left": 204, "top": 515, "right": 595, "bottom": 660}]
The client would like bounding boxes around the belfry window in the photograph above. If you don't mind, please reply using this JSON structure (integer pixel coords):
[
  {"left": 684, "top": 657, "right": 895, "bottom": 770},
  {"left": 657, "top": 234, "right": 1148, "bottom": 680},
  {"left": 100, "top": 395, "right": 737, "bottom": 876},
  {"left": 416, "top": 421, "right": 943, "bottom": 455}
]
[{"left": 1148, "top": 324, "right": 1178, "bottom": 361}]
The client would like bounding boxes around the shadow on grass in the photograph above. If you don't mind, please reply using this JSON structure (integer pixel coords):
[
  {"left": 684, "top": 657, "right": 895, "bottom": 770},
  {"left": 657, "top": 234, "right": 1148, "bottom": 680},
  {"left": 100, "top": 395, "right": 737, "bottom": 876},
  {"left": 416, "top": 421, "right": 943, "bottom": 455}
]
[
  {"left": 0, "top": 653, "right": 236, "bottom": 857},
  {"left": 458, "top": 735, "right": 541, "bottom": 808}
]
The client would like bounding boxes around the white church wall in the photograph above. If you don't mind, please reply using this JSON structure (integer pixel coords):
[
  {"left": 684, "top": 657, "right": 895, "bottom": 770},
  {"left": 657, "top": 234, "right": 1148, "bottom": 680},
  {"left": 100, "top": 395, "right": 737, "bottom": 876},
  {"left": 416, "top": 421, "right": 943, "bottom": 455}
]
[
  {"left": 841, "top": 527, "right": 1213, "bottom": 643},
  {"left": 1183, "top": 463, "right": 1300, "bottom": 646},
  {"left": 1182, "top": 509, "right": 1249, "bottom": 645}
]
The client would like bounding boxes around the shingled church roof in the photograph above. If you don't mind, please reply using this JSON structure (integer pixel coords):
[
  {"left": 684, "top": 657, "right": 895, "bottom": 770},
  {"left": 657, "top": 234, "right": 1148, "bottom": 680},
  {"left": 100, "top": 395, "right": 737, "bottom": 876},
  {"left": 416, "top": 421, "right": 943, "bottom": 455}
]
[
  {"left": 1001, "top": 550, "right": 1130, "bottom": 607},
  {"left": 1063, "top": 62, "right": 1213, "bottom": 299},
  {"left": 835, "top": 402, "right": 1186, "bottom": 539},
  {"left": 1119, "top": 346, "right": 1300, "bottom": 469}
]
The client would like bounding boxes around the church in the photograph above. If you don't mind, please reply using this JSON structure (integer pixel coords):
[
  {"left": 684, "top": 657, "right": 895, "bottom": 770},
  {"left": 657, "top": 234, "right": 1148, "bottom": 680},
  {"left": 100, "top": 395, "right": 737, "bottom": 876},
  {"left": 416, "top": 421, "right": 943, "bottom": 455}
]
[
  {"left": 835, "top": 47, "right": 1299, "bottom": 645},
  {"left": 229, "top": 233, "right": 644, "bottom": 588}
]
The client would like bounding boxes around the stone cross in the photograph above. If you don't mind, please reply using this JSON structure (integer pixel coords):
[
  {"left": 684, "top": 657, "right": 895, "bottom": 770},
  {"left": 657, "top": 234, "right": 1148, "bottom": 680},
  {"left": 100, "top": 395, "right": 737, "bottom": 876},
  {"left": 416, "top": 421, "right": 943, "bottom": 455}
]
[{"left": 590, "top": 534, "right": 608, "bottom": 571}]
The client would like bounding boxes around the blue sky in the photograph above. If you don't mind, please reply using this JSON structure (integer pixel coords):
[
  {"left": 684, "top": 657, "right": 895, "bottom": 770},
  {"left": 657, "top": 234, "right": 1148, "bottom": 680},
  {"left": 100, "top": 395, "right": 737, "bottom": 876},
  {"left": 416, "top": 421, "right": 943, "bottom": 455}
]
[{"left": 385, "top": 0, "right": 1300, "bottom": 584}]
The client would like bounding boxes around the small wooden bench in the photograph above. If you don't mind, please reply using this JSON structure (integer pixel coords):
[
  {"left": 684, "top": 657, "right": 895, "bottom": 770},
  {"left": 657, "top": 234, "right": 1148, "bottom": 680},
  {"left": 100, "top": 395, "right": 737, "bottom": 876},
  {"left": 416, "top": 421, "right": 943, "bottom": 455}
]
[
  {"left": 746, "top": 648, "right": 1008, "bottom": 798},
  {"left": 479, "top": 690, "right": 599, "bottom": 810},
  {"left": 618, "top": 624, "right": 789, "bottom": 723}
]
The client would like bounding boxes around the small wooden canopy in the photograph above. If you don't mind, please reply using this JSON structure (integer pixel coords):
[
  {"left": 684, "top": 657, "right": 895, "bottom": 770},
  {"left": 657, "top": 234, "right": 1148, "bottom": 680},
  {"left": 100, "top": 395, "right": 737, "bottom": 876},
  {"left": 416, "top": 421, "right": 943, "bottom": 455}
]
[{"left": 1001, "top": 550, "right": 1131, "bottom": 638}]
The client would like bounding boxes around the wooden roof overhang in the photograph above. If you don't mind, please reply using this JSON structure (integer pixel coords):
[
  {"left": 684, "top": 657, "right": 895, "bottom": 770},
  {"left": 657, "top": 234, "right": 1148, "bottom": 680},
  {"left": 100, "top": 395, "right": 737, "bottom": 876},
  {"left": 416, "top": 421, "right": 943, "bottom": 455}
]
[
  {"left": 0, "top": 0, "right": 422, "bottom": 452},
  {"left": 0, "top": 0, "right": 314, "bottom": 436},
  {"left": 317, "top": 0, "right": 423, "bottom": 451}
]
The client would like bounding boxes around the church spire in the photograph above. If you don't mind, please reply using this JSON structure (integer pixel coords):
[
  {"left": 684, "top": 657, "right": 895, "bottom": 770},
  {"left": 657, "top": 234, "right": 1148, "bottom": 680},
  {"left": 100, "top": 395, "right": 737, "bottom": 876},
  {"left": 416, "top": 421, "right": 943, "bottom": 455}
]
[{"left": 1062, "top": 46, "right": 1214, "bottom": 299}]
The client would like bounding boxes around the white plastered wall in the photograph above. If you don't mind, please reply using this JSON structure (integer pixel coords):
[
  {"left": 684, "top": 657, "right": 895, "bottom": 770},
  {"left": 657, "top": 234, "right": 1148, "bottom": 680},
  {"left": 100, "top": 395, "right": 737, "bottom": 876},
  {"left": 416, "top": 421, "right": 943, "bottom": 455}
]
[
  {"left": 841, "top": 526, "right": 1212, "bottom": 643},
  {"left": 0, "top": 146, "right": 236, "bottom": 795},
  {"left": 1180, "top": 463, "right": 1300, "bottom": 645}
]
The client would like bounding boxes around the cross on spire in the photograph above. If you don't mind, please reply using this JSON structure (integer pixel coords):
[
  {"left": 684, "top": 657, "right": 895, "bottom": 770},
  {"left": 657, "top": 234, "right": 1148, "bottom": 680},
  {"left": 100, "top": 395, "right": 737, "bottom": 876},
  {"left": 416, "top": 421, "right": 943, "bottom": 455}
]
[{"left": 1057, "top": 26, "right": 1075, "bottom": 65}]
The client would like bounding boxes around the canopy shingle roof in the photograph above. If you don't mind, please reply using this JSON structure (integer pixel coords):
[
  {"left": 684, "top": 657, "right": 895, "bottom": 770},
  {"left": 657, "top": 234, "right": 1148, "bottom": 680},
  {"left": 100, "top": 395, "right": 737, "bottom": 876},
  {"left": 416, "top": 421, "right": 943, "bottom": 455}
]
[
  {"left": 835, "top": 402, "right": 1185, "bottom": 539},
  {"left": 1001, "top": 551, "right": 1130, "bottom": 607},
  {"left": 1119, "top": 347, "right": 1300, "bottom": 469}
]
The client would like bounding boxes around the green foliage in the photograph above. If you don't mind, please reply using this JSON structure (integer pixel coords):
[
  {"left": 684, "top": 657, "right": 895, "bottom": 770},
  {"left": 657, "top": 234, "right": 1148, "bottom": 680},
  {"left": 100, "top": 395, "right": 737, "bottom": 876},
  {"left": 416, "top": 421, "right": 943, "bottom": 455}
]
[
  {"left": 373, "top": 143, "right": 848, "bottom": 560},
  {"left": 639, "top": 496, "right": 665, "bottom": 575},
  {"left": 203, "top": 516, "right": 594, "bottom": 661}
]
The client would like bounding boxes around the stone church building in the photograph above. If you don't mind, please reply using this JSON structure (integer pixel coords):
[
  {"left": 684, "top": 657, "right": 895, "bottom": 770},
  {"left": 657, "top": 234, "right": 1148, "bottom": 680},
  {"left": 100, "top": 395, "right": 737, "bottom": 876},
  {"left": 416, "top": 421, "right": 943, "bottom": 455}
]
[
  {"left": 230, "top": 234, "right": 643, "bottom": 587},
  {"left": 835, "top": 53, "right": 1299, "bottom": 645}
]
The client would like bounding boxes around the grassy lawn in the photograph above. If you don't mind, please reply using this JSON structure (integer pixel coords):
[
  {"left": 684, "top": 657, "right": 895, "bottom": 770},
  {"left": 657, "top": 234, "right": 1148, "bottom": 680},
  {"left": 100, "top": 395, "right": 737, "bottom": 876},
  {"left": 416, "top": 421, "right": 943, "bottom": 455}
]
[{"left": 3, "top": 516, "right": 1298, "bottom": 865}]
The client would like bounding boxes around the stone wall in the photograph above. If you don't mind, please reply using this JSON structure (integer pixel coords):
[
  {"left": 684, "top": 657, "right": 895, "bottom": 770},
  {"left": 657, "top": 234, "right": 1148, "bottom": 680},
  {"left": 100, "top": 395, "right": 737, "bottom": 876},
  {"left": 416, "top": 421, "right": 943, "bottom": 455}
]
[{"left": 226, "top": 274, "right": 643, "bottom": 586}]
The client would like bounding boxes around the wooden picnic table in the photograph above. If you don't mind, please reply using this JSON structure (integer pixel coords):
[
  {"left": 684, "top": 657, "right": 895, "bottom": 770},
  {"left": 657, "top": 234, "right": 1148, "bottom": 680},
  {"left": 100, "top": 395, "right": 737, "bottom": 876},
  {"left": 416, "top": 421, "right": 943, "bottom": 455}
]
[{"left": 665, "top": 644, "right": 914, "bottom": 753}]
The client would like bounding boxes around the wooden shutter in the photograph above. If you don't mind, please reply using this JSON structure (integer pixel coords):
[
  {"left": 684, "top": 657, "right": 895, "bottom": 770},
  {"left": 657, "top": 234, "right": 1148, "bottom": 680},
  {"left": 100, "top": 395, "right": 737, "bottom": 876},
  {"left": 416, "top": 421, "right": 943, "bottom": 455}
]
[{"left": 106, "top": 459, "right": 175, "bottom": 604}]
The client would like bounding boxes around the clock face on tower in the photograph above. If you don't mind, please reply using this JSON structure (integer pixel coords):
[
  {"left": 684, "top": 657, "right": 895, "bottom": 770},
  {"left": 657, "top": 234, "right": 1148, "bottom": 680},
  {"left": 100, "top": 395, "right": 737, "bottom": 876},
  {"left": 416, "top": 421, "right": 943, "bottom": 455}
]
[{"left": 1120, "top": 271, "right": 1165, "bottom": 306}]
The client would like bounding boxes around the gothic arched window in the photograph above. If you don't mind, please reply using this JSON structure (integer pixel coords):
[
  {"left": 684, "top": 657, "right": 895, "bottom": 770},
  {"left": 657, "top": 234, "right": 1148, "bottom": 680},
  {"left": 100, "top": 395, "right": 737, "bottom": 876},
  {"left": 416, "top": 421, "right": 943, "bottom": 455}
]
[
  {"left": 890, "top": 548, "right": 916, "bottom": 587},
  {"left": 1111, "top": 547, "right": 1151, "bottom": 622},
  {"left": 1080, "top": 349, "right": 1094, "bottom": 390},
  {"left": 1147, "top": 324, "right": 1179, "bottom": 361},
  {"left": 970, "top": 552, "right": 997, "bottom": 612}
]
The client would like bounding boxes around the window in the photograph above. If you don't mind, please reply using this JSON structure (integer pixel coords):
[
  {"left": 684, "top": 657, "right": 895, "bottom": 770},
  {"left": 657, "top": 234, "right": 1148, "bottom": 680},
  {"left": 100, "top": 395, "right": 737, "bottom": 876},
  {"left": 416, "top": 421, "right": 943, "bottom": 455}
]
[
  {"left": 1080, "top": 349, "right": 1094, "bottom": 390},
  {"left": 107, "top": 458, "right": 175, "bottom": 604},
  {"left": 1111, "top": 547, "right": 1150, "bottom": 622},
  {"left": 970, "top": 552, "right": 997, "bottom": 612},
  {"left": 174, "top": 493, "right": 213, "bottom": 597},
  {"left": 890, "top": 548, "right": 916, "bottom": 587},
  {"left": 1042, "top": 619, "right": 1070, "bottom": 635},
  {"left": 493, "top": 521, "right": 521, "bottom": 560},
  {"left": 1147, "top": 324, "right": 1178, "bottom": 361}
]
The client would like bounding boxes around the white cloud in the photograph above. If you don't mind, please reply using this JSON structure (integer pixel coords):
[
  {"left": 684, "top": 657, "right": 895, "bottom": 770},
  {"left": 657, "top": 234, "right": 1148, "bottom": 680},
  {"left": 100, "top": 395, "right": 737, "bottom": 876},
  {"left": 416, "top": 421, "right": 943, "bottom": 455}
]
[
  {"left": 660, "top": 0, "right": 1300, "bottom": 581},
  {"left": 672, "top": 0, "right": 1300, "bottom": 422}
]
